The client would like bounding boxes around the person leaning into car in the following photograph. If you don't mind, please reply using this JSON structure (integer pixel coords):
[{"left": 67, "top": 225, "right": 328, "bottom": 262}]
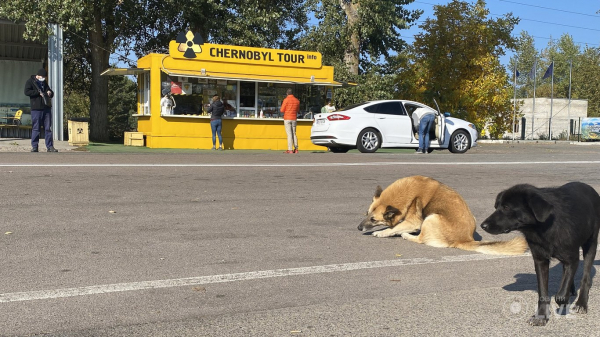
[
  {"left": 280, "top": 88, "right": 300, "bottom": 154},
  {"left": 24, "top": 68, "right": 57, "bottom": 153},
  {"left": 412, "top": 108, "right": 435, "bottom": 154}
]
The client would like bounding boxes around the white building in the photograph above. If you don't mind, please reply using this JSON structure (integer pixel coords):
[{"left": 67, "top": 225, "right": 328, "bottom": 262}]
[{"left": 507, "top": 98, "right": 588, "bottom": 140}]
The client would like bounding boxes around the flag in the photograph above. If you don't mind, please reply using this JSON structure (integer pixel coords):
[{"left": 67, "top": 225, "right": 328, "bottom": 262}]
[
  {"left": 516, "top": 69, "right": 520, "bottom": 77},
  {"left": 543, "top": 62, "right": 554, "bottom": 80},
  {"left": 528, "top": 63, "right": 536, "bottom": 80}
]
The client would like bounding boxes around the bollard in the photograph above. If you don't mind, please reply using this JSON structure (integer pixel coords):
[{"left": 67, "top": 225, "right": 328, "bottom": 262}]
[{"left": 521, "top": 117, "right": 526, "bottom": 140}]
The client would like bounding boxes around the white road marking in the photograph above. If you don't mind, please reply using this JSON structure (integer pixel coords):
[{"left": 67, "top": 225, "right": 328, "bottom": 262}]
[
  {"left": 0, "top": 253, "right": 526, "bottom": 303},
  {"left": 1, "top": 161, "right": 600, "bottom": 167}
]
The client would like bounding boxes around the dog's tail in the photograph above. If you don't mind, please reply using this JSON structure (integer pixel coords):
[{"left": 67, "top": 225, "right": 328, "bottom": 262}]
[{"left": 452, "top": 236, "right": 528, "bottom": 255}]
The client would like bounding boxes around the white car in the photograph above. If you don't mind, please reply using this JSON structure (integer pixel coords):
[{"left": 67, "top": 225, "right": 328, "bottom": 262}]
[{"left": 310, "top": 100, "right": 478, "bottom": 153}]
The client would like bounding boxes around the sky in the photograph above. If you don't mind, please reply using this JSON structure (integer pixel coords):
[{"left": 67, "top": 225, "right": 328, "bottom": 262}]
[{"left": 402, "top": 0, "right": 600, "bottom": 67}]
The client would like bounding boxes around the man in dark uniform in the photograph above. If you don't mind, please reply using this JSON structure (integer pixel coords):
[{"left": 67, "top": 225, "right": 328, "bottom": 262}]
[{"left": 24, "top": 68, "right": 57, "bottom": 152}]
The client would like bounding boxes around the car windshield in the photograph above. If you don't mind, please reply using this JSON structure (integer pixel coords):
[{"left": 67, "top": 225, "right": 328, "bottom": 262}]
[{"left": 337, "top": 102, "right": 371, "bottom": 112}]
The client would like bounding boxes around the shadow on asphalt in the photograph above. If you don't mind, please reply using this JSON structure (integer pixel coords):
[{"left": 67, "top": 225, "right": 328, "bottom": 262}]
[{"left": 503, "top": 260, "right": 600, "bottom": 293}]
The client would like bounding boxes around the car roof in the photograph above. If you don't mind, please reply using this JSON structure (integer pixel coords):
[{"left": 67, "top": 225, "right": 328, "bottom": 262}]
[{"left": 364, "top": 99, "right": 435, "bottom": 108}]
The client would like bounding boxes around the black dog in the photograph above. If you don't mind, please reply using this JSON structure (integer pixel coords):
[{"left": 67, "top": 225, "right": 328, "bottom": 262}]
[{"left": 480, "top": 182, "right": 600, "bottom": 326}]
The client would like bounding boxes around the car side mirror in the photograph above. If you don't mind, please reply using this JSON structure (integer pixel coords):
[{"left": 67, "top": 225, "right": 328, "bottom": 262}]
[{"left": 444, "top": 112, "right": 451, "bottom": 117}]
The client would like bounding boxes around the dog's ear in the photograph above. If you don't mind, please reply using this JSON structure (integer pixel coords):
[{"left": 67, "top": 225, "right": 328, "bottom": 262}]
[
  {"left": 384, "top": 206, "right": 400, "bottom": 221},
  {"left": 373, "top": 185, "right": 383, "bottom": 202},
  {"left": 527, "top": 192, "right": 553, "bottom": 222},
  {"left": 374, "top": 186, "right": 383, "bottom": 198},
  {"left": 494, "top": 190, "right": 505, "bottom": 209}
]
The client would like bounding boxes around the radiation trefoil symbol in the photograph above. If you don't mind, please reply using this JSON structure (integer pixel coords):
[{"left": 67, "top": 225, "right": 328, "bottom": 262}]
[{"left": 176, "top": 31, "right": 204, "bottom": 58}]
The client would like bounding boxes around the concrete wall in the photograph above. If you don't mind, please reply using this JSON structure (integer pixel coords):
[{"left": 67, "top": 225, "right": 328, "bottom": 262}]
[{"left": 508, "top": 98, "right": 588, "bottom": 140}]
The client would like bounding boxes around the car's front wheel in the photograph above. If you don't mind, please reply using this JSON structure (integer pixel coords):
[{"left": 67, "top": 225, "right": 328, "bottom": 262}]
[
  {"left": 357, "top": 128, "right": 381, "bottom": 153},
  {"left": 449, "top": 130, "right": 470, "bottom": 153}
]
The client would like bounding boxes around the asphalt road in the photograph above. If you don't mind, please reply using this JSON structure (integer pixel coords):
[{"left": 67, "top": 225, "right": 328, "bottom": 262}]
[{"left": 2, "top": 143, "right": 600, "bottom": 336}]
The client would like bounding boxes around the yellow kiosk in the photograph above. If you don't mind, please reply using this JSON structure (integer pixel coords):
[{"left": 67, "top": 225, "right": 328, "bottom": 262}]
[{"left": 102, "top": 32, "right": 343, "bottom": 150}]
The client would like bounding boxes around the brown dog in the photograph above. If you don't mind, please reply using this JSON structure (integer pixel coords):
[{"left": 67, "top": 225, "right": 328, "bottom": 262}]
[{"left": 358, "top": 176, "right": 527, "bottom": 255}]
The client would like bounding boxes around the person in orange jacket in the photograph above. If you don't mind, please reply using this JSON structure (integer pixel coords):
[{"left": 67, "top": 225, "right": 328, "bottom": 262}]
[{"left": 280, "top": 88, "right": 300, "bottom": 153}]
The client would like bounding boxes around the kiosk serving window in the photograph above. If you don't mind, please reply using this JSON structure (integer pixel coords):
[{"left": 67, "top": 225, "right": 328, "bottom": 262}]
[
  {"left": 159, "top": 71, "right": 329, "bottom": 119},
  {"left": 258, "top": 83, "right": 287, "bottom": 118},
  {"left": 296, "top": 84, "right": 324, "bottom": 119},
  {"left": 258, "top": 82, "right": 326, "bottom": 119},
  {"left": 160, "top": 72, "right": 238, "bottom": 116}
]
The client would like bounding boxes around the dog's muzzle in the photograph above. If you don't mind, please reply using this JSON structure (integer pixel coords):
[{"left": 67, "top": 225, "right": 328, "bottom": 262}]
[
  {"left": 480, "top": 222, "right": 512, "bottom": 234},
  {"left": 358, "top": 218, "right": 375, "bottom": 232}
]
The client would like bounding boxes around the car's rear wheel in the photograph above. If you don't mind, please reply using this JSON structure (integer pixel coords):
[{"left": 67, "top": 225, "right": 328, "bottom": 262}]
[
  {"left": 357, "top": 128, "right": 381, "bottom": 153},
  {"left": 328, "top": 146, "right": 350, "bottom": 153},
  {"left": 449, "top": 130, "right": 470, "bottom": 153}
]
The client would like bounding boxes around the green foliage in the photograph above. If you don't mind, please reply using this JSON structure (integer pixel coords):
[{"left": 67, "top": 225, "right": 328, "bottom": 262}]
[
  {"left": 64, "top": 91, "right": 90, "bottom": 122},
  {"left": 573, "top": 46, "right": 600, "bottom": 117},
  {"left": 132, "top": 0, "right": 308, "bottom": 57},
  {"left": 107, "top": 76, "right": 137, "bottom": 140},
  {"left": 508, "top": 31, "right": 537, "bottom": 98},
  {"left": 331, "top": 62, "right": 396, "bottom": 108},
  {"left": 396, "top": 0, "right": 518, "bottom": 136},
  {"left": 536, "top": 35, "right": 580, "bottom": 98},
  {"left": 63, "top": 75, "right": 137, "bottom": 140}
]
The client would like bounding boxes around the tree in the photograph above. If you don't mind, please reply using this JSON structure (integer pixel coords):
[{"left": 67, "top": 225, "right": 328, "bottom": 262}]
[
  {"left": 396, "top": 0, "right": 519, "bottom": 137},
  {"left": 303, "top": 0, "right": 421, "bottom": 75},
  {"left": 299, "top": 0, "right": 420, "bottom": 108},
  {"left": 572, "top": 46, "right": 600, "bottom": 117},
  {"left": 508, "top": 31, "right": 538, "bottom": 98},
  {"left": 536, "top": 34, "right": 580, "bottom": 99}
]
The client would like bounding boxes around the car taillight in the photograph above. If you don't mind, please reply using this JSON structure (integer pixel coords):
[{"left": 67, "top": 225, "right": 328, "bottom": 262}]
[{"left": 327, "top": 114, "right": 351, "bottom": 121}]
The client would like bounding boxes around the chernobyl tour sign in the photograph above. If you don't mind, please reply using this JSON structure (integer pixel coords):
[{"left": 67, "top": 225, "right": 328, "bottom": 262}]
[{"left": 169, "top": 31, "right": 322, "bottom": 69}]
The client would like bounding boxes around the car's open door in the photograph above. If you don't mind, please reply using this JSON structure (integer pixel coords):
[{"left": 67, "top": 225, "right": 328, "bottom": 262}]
[{"left": 432, "top": 98, "right": 446, "bottom": 145}]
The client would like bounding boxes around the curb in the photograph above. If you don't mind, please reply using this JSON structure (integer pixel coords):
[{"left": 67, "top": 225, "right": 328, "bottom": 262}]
[{"left": 478, "top": 140, "right": 600, "bottom": 146}]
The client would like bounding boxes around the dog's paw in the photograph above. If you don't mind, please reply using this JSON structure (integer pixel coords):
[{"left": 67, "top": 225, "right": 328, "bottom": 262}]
[
  {"left": 572, "top": 303, "right": 588, "bottom": 314},
  {"left": 400, "top": 232, "right": 411, "bottom": 240},
  {"left": 527, "top": 315, "right": 549, "bottom": 326},
  {"left": 372, "top": 230, "right": 391, "bottom": 238}
]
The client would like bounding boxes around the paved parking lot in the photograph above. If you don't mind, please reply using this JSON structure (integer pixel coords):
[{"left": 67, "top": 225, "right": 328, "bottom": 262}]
[{"left": 1, "top": 142, "right": 600, "bottom": 336}]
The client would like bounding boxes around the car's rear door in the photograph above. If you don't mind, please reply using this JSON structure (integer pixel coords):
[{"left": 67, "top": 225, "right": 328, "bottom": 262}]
[{"left": 367, "top": 101, "right": 412, "bottom": 145}]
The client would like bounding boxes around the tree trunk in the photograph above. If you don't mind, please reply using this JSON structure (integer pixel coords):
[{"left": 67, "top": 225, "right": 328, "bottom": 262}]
[
  {"left": 341, "top": 0, "right": 360, "bottom": 75},
  {"left": 88, "top": 16, "right": 110, "bottom": 142}
]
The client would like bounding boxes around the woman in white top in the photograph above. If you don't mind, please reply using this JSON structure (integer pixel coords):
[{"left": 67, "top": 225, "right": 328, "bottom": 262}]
[
  {"left": 321, "top": 99, "right": 336, "bottom": 113},
  {"left": 160, "top": 89, "right": 176, "bottom": 115}
]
